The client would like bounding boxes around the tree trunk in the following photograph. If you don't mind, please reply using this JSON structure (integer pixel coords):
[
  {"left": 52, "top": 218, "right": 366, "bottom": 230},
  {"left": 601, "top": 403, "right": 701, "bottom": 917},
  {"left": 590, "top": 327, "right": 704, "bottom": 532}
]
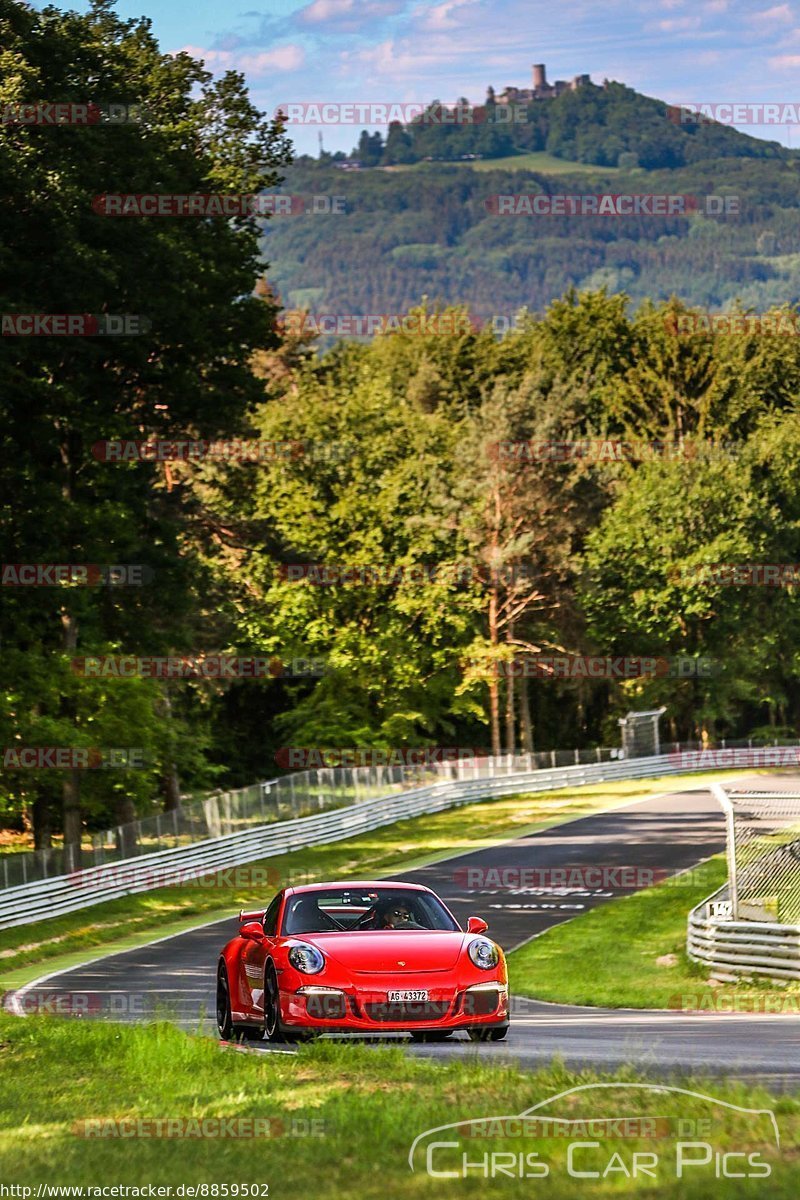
[
  {"left": 160, "top": 765, "right": 182, "bottom": 812},
  {"left": 59, "top": 429, "right": 82, "bottom": 870},
  {"left": 157, "top": 685, "right": 182, "bottom": 810},
  {"left": 32, "top": 793, "right": 52, "bottom": 851},
  {"left": 62, "top": 768, "right": 82, "bottom": 871},
  {"left": 488, "top": 583, "right": 500, "bottom": 756},
  {"left": 60, "top": 607, "right": 82, "bottom": 870},
  {"left": 115, "top": 795, "right": 139, "bottom": 858},
  {"left": 504, "top": 621, "right": 515, "bottom": 754},
  {"left": 519, "top": 676, "right": 533, "bottom": 753}
]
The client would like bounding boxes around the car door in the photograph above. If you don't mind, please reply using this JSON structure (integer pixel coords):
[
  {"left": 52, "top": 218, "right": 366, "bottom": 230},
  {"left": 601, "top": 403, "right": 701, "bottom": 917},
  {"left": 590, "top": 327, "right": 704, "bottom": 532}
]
[{"left": 241, "top": 892, "right": 282, "bottom": 1015}]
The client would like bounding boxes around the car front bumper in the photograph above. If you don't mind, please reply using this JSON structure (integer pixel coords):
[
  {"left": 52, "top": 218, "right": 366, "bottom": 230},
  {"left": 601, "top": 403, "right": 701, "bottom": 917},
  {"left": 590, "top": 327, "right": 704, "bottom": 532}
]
[{"left": 281, "top": 979, "right": 509, "bottom": 1032}]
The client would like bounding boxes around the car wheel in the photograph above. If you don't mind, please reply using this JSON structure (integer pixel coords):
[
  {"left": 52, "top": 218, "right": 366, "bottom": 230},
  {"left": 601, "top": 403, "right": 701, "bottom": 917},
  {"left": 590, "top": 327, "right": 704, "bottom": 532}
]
[
  {"left": 467, "top": 1025, "right": 509, "bottom": 1042},
  {"left": 264, "top": 961, "right": 311, "bottom": 1043},
  {"left": 216, "top": 963, "right": 234, "bottom": 1040},
  {"left": 409, "top": 1031, "right": 453, "bottom": 1042}
]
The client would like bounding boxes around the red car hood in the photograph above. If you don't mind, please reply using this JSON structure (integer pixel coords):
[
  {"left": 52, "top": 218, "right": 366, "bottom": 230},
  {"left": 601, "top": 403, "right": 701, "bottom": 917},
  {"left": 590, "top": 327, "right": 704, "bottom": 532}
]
[{"left": 301, "top": 930, "right": 468, "bottom": 974}]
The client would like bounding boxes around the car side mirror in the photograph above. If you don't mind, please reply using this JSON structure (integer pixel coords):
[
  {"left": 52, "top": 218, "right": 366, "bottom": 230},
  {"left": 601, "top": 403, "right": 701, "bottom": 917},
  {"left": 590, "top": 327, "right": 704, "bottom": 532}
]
[
  {"left": 239, "top": 921, "right": 263, "bottom": 940},
  {"left": 467, "top": 916, "right": 488, "bottom": 934}
]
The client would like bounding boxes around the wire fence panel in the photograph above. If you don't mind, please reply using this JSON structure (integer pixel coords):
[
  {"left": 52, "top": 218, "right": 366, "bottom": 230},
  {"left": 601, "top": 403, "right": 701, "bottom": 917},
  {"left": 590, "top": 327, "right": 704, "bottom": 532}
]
[{"left": 711, "top": 784, "right": 800, "bottom": 924}]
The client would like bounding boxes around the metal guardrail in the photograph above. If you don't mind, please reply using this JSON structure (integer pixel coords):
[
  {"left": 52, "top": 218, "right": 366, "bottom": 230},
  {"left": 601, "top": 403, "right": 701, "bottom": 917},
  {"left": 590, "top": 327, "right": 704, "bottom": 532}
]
[
  {"left": 5, "top": 736, "right": 793, "bottom": 889},
  {"left": 687, "top": 885, "right": 800, "bottom": 981},
  {"left": 2, "top": 742, "right": 799, "bottom": 932},
  {"left": 2, "top": 746, "right": 632, "bottom": 888}
]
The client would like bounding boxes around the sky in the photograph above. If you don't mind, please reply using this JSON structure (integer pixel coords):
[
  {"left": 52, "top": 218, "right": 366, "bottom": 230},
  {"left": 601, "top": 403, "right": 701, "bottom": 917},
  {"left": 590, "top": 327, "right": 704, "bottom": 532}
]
[{"left": 30, "top": 0, "right": 800, "bottom": 156}]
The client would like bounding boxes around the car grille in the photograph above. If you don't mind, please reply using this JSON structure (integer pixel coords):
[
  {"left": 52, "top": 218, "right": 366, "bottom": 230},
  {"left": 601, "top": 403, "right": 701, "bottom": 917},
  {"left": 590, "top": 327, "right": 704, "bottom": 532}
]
[{"left": 363, "top": 1000, "right": 451, "bottom": 1023}]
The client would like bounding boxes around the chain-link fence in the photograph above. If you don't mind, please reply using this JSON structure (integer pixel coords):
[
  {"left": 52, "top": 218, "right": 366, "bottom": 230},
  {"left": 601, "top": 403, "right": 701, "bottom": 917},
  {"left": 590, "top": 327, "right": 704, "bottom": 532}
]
[
  {"left": 1, "top": 747, "right": 629, "bottom": 888},
  {"left": 712, "top": 783, "right": 800, "bottom": 924},
  {"left": 3, "top": 736, "right": 798, "bottom": 891},
  {"left": 618, "top": 708, "right": 667, "bottom": 758}
]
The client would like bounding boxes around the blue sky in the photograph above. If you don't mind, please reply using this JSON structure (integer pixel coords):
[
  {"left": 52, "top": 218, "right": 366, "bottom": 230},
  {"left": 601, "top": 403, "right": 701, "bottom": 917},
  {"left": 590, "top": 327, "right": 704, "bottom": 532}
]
[{"left": 32, "top": 0, "right": 800, "bottom": 155}]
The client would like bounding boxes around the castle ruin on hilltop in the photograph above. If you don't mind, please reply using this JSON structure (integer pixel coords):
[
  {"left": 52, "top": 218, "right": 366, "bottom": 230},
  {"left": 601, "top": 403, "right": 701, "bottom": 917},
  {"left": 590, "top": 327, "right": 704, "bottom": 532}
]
[{"left": 495, "top": 64, "right": 591, "bottom": 105}]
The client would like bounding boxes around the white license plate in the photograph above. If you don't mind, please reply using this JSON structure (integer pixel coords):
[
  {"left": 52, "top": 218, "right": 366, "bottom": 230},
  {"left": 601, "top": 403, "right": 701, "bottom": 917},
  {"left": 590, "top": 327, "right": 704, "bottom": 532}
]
[{"left": 388, "top": 990, "right": 429, "bottom": 1002}]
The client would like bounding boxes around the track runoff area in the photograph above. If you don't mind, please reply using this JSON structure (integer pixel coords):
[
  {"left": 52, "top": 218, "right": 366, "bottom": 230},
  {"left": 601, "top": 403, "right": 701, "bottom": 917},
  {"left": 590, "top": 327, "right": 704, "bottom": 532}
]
[{"left": 12, "top": 773, "right": 800, "bottom": 1084}]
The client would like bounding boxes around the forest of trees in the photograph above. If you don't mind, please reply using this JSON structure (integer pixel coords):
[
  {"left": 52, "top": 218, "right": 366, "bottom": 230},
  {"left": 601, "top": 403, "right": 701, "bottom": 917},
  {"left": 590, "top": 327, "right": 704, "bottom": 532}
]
[
  {"left": 261, "top": 153, "right": 800, "bottom": 324},
  {"left": 3, "top": 0, "right": 800, "bottom": 856}
]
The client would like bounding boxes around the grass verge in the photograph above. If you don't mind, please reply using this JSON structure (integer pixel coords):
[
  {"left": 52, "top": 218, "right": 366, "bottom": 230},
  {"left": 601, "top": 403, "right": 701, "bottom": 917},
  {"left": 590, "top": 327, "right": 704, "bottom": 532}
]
[
  {"left": 508, "top": 853, "right": 800, "bottom": 1010},
  {"left": 0, "top": 1012, "right": 796, "bottom": 1196},
  {"left": 381, "top": 151, "right": 621, "bottom": 176},
  {"left": 0, "top": 770, "right": 748, "bottom": 987}
]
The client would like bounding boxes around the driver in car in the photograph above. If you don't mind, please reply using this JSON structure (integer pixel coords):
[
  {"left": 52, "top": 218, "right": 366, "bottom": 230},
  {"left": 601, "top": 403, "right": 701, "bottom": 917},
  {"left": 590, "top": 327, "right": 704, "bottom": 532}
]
[{"left": 380, "top": 901, "right": 425, "bottom": 930}]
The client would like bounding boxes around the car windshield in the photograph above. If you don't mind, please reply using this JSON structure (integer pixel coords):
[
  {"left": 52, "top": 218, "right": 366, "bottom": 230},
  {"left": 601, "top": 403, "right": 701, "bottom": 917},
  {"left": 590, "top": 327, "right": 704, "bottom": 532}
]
[{"left": 281, "top": 888, "right": 459, "bottom": 935}]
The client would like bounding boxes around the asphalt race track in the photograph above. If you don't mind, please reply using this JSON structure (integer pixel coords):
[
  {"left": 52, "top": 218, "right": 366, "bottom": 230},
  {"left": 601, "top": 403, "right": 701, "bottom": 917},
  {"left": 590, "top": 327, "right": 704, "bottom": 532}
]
[{"left": 13, "top": 775, "right": 800, "bottom": 1087}]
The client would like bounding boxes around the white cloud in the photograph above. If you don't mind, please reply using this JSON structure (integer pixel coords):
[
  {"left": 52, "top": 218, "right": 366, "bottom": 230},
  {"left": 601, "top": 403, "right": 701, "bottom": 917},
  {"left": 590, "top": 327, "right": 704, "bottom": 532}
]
[
  {"left": 419, "top": 0, "right": 482, "bottom": 30},
  {"left": 301, "top": 0, "right": 354, "bottom": 19},
  {"left": 657, "top": 16, "right": 702, "bottom": 30},
  {"left": 768, "top": 52, "right": 800, "bottom": 66},
  {"left": 177, "top": 44, "right": 306, "bottom": 73},
  {"left": 298, "top": 0, "right": 407, "bottom": 23},
  {"left": 749, "top": 4, "right": 793, "bottom": 25}
]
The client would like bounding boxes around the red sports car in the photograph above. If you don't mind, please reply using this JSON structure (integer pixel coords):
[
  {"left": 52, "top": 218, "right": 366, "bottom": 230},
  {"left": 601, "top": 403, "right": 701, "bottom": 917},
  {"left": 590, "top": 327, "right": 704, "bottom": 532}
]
[{"left": 216, "top": 881, "right": 509, "bottom": 1043}]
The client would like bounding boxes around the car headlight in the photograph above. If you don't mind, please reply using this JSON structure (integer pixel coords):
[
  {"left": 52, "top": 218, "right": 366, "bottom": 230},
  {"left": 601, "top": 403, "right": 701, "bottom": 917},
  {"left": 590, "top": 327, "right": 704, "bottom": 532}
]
[
  {"left": 288, "top": 943, "right": 325, "bottom": 974},
  {"left": 468, "top": 937, "right": 500, "bottom": 970}
]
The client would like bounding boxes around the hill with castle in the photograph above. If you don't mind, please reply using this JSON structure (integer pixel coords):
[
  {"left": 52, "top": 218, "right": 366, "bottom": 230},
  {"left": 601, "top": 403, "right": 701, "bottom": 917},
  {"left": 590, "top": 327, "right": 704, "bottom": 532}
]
[
  {"left": 261, "top": 64, "right": 800, "bottom": 326},
  {"left": 314, "top": 63, "right": 791, "bottom": 170}
]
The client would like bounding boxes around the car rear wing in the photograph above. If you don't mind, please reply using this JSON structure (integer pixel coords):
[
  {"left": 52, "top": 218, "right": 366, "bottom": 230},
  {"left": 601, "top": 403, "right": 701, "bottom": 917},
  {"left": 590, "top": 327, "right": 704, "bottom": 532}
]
[{"left": 239, "top": 909, "right": 265, "bottom": 924}]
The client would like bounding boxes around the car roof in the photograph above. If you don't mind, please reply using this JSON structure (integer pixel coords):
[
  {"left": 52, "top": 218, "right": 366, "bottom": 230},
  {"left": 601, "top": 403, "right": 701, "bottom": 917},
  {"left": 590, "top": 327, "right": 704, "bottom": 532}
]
[{"left": 283, "top": 881, "right": 432, "bottom": 897}]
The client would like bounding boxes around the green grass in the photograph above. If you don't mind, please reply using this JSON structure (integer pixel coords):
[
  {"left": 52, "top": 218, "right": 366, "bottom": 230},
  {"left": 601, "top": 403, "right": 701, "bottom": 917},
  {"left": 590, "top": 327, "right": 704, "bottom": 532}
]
[
  {"left": 0, "top": 1013, "right": 796, "bottom": 1196},
  {"left": 508, "top": 853, "right": 800, "bottom": 1010},
  {"left": 382, "top": 151, "right": 621, "bottom": 176}
]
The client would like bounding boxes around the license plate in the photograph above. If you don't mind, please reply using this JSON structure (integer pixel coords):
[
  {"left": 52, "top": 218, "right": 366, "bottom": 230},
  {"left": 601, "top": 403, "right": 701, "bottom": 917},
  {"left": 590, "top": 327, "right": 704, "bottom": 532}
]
[{"left": 388, "top": 990, "right": 429, "bottom": 1002}]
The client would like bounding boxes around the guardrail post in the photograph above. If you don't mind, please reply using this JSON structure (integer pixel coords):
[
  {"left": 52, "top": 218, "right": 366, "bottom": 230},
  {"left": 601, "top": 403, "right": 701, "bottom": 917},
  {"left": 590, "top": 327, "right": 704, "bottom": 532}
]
[{"left": 712, "top": 783, "right": 739, "bottom": 921}]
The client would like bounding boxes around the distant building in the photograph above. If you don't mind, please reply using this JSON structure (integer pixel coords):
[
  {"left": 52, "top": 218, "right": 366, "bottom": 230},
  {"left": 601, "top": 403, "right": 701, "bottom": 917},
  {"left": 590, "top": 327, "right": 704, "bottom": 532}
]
[{"left": 495, "top": 64, "right": 590, "bottom": 106}]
